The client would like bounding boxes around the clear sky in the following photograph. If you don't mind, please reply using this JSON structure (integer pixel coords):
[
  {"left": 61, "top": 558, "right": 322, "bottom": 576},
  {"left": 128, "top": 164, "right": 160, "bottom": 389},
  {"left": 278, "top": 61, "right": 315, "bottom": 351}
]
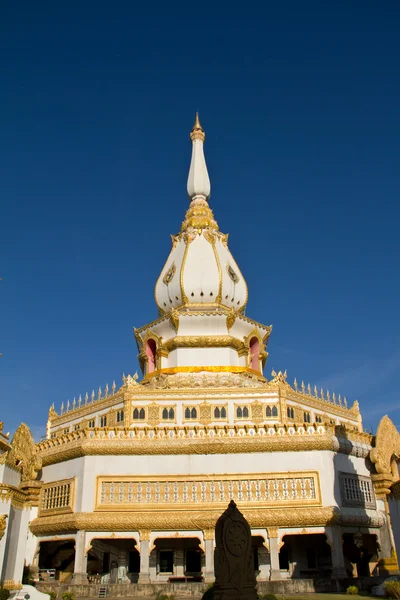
[{"left": 1, "top": 1, "right": 399, "bottom": 439}]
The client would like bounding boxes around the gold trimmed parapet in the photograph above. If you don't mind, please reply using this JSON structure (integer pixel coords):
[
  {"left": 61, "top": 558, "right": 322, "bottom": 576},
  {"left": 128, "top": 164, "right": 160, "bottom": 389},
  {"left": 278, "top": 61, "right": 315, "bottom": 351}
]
[
  {"left": 36, "top": 423, "right": 336, "bottom": 466},
  {"left": 96, "top": 472, "right": 321, "bottom": 511}
]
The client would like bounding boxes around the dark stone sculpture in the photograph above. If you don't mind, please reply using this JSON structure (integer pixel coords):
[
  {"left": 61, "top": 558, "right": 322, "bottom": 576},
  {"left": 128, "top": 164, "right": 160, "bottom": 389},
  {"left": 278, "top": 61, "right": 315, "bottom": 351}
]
[{"left": 213, "top": 500, "right": 258, "bottom": 600}]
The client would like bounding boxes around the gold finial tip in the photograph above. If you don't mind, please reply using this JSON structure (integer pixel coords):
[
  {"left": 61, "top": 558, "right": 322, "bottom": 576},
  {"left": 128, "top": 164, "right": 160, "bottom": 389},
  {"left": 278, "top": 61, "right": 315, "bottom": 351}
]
[
  {"left": 192, "top": 112, "right": 203, "bottom": 132},
  {"left": 190, "top": 112, "right": 205, "bottom": 141}
]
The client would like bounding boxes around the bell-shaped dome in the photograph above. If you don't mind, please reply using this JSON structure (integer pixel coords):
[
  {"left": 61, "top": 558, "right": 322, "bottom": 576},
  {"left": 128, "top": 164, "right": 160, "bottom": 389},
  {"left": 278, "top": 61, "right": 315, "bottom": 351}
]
[{"left": 155, "top": 115, "right": 248, "bottom": 313}]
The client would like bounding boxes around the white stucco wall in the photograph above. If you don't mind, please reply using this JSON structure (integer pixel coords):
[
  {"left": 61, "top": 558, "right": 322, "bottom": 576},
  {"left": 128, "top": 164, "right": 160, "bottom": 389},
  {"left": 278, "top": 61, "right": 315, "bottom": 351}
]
[{"left": 41, "top": 449, "right": 372, "bottom": 514}]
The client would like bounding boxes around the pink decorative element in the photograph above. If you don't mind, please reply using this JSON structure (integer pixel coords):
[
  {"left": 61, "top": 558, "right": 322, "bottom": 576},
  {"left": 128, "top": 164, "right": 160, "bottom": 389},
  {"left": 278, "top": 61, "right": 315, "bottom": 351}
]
[
  {"left": 146, "top": 339, "right": 157, "bottom": 374},
  {"left": 249, "top": 337, "right": 260, "bottom": 371}
]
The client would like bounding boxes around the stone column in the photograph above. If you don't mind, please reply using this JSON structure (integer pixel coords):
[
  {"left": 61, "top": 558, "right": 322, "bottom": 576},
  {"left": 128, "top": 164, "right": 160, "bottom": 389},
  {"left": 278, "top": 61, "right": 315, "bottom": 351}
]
[
  {"left": 138, "top": 531, "right": 151, "bottom": 583},
  {"left": 175, "top": 549, "right": 184, "bottom": 577},
  {"left": 117, "top": 550, "right": 130, "bottom": 583},
  {"left": 258, "top": 544, "right": 269, "bottom": 581},
  {"left": 72, "top": 530, "right": 88, "bottom": 583},
  {"left": 203, "top": 529, "right": 215, "bottom": 583},
  {"left": 267, "top": 527, "right": 281, "bottom": 580},
  {"left": 29, "top": 548, "right": 40, "bottom": 582},
  {"left": 326, "top": 526, "right": 347, "bottom": 579}
]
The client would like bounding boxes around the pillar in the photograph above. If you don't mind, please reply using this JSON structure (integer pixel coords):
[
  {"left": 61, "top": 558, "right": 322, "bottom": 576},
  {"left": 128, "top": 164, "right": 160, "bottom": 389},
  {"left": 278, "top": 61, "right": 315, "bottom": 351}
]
[
  {"left": 326, "top": 526, "right": 347, "bottom": 579},
  {"left": 203, "top": 529, "right": 215, "bottom": 583},
  {"left": 267, "top": 527, "right": 280, "bottom": 580},
  {"left": 175, "top": 549, "right": 184, "bottom": 577},
  {"left": 117, "top": 550, "right": 130, "bottom": 583},
  {"left": 138, "top": 531, "right": 151, "bottom": 583},
  {"left": 72, "top": 530, "right": 88, "bottom": 583},
  {"left": 258, "top": 545, "right": 269, "bottom": 581}
]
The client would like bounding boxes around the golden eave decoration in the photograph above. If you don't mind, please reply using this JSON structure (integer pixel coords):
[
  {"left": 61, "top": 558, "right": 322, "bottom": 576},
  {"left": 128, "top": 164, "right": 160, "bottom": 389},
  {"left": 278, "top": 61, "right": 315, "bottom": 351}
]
[
  {"left": 0, "top": 423, "right": 41, "bottom": 482},
  {"left": 29, "top": 505, "right": 384, "bottom": 536},
  {"left": 370, "top": 415, "right": 400, "bottom": 496}
]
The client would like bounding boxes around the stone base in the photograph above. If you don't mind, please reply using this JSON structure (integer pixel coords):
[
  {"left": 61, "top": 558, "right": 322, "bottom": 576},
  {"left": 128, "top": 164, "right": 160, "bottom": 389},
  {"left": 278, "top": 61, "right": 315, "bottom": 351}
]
[
  {"left": 137, "top": 574, "right": 151, "bottom": 583},
  {"left": 214, "top": 583, "right": 257, "bottom": 600},
  {"left": 331, "top": 567, "right": 348, "bottom": 578},
  {"left": 35, "top": 577, "right": 384, "bottom": 599},
  {"left": 269, "top": 569, "right": 281, "bottom": 580},
  {"left": 71, "top": 573, "right": 89, "bottom": 583}
]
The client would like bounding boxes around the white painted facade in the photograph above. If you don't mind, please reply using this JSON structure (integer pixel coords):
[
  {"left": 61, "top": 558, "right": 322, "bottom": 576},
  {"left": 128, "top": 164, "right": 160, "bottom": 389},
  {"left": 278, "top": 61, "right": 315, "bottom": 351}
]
[{"left": 1, "top": 117, "right": 399, "bottom": 589}]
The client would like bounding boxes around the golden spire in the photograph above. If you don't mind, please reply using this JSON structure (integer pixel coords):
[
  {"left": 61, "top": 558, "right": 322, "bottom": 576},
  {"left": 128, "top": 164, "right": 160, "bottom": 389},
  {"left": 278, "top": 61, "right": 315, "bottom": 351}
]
[{"left": 190, "top": 112, "right": 205, "bottom": 141}]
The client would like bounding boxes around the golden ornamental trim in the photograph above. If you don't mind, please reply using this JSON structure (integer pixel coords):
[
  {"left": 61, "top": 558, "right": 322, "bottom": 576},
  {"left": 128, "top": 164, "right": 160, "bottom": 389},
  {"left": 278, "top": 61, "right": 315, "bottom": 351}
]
[
  {"left": 162, "top": 336, "right": 245, "bottom": 353},
  {"left": 0, "top": 514, "right": 7, "bottom": 540},
  {"left": 95, "top": 472, "right": 321, "bottom": 511},
  {"left": 0, "top": 483, "right": 28, "bottom": 510},
  {"left": 37, "top": 424, "right": 335, "bottom": 466},
  {"left": 145, "top": 366, "right": 264, "bottom": 379},
  {"left": 30, "top": 506, "right": 340, "bottom": 536},
  {"left": 3, "top": 423, "right": 41, "bottom": 482},
  {"left": 370, "top": 415, "right": 400, "bottom": 483}
]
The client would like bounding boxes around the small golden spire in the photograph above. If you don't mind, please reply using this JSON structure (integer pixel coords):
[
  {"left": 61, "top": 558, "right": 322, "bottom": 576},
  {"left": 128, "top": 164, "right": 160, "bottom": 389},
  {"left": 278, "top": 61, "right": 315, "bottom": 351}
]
[{"left": 190, "top": 112, "right": 205, "bottom": 141}]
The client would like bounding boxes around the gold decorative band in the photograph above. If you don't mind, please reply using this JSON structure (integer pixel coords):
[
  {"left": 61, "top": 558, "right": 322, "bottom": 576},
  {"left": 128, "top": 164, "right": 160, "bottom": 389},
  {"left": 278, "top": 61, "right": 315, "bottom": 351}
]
[
  {"left": 145, "top": 366, "right": 263, "bottom": 379},
  {"left": 95, "top": 471, "right": 321, "bottom": 511},
  {"left": 30, "top": 506, "right": 339, "bottom": 535},
  {"left": 162, "top": 336, "right": 244, "bottom": 353},
  {"left": 38, "top": 430, "right": 335, "bottom": 467},
  {"left": 29, "top": 506, "right": 385, "bottom": 536}
]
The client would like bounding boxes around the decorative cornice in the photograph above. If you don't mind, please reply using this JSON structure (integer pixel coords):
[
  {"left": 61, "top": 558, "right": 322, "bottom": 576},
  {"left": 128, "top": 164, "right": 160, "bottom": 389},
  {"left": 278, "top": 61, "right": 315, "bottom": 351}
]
[
  {"left": 37, "top": 424, "right": 337, "bottom": 466},
  {"left": 144, "top": 366, "right": 264, "bottom": 379},
  {"left": 0, "top": 483, "right": 30, "bottom": 510},
  {"left": 29, "top": 506, "right": 384, "bottom": 536},
  {"left": 30, "top": 506, "right": 339, "bottom": 535},
  {"left": 162, "top": 336, "right": 245, "bottom": 353}
]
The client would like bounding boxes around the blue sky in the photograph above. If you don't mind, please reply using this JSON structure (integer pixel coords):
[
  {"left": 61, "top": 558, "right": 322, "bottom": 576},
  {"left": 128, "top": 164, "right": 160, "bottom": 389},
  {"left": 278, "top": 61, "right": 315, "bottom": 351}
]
[{"left": 1, "top": 1, "right": 400, "bottom": 439}]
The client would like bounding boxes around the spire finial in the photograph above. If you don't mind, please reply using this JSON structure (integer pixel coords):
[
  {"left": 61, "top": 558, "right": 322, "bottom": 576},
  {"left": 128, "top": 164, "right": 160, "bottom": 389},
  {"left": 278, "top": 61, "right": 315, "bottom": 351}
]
[
  {"left": 187, "top": 113, "right": 211, "bottom": 202},
  {"left": 190, "top": 112, "right": 205, "bottom": 141}
]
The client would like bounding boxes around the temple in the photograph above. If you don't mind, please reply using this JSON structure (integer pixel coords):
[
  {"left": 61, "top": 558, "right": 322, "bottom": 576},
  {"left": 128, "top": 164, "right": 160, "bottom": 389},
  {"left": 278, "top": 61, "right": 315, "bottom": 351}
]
[{"left": 1, "top": 116, "right": 400, "bottom": 593}]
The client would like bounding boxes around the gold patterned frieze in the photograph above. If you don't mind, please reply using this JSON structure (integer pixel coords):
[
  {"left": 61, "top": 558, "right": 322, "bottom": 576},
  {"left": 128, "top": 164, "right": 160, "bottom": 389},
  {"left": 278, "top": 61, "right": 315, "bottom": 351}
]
[
  {"left": 161, "top": 335, "right": 245, "bottom": 353},
  {"left": 29, "top": 506, "right": 384, "bottom": 536},
  {"left": 95, "top": 472, "right": 321, "bottom": 511},
  {"left": 39, "top": 478, "right": 75, "bottom": 516},
  {"left": 36, "top": 423, "right": 336, "bottom": 466},
  {"left": 144, "top": 366, "right": 264, "bottom": 379},
  {"left": 0, "top": 483, "right": 28, "bottom": 510}
]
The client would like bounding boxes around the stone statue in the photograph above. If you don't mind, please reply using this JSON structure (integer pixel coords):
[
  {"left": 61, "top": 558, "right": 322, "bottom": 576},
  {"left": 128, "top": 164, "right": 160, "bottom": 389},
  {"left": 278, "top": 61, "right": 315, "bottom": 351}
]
[{"left": 213, "top": 500, "right": 257, "bottom": 600}]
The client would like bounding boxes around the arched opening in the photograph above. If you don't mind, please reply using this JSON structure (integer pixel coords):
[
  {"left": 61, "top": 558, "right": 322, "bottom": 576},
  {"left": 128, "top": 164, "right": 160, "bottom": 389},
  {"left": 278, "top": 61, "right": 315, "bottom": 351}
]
[
  {"left": 151, "top": 537, "right": 203, "bottom": 582},
  {"left": 146, "top": 339, "right": 157, "bottom": 374},
  {"left": 279, "top": 534, "right": 332, "bottom": 578},
  {"left": 342, "top": 533, "right": 380, "bottom": 577},
  {"left": 87, "top": 538, "right": 139, "bottom": 583},
  {"left": 249, "top": 337, "right": 260, "bottom": 371},
  {"left": 38, "top": 539, "right": 75, "bottom": 582}
]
